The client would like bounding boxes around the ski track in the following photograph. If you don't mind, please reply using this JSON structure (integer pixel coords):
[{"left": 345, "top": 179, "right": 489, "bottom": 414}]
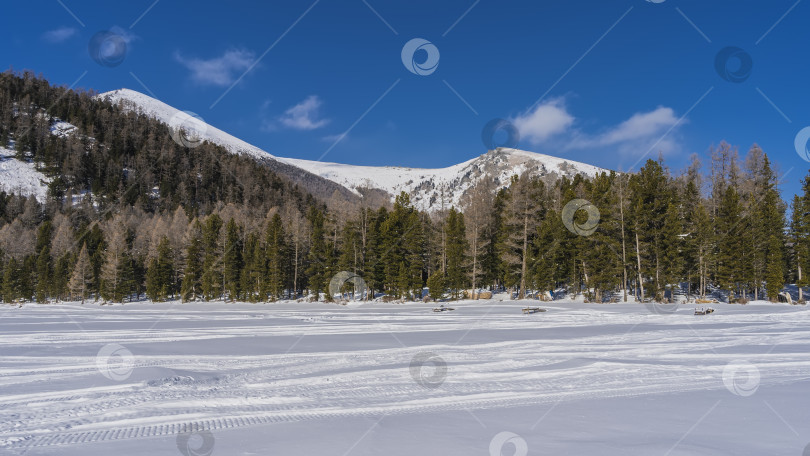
[{"left": 1, "top": 301, "right": 809, "bottom": 451}]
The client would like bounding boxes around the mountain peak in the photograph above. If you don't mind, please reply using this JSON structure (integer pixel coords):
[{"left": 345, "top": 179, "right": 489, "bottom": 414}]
[
  {"left": 98, "top": 89, "right": 277, "bottom": 161},
  {"left": 98, "top": 88, "right": 608, "bottom": 211}
]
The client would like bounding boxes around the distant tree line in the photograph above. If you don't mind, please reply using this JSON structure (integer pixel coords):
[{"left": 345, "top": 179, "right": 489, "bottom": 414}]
[{"left": 0, "top": 71, "right": 805, "bottom": 304}]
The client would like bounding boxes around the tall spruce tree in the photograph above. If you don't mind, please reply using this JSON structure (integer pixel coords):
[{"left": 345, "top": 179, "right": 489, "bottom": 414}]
[
  {"left": 629, "top": 160, "right": 674, "bottom": 301},
  {"left": 181, "top": 220, "right": 204, "bottom": 302},
  {"left": 200, "top": 214, "right": 223, "bottom": 301},
  {"left": 265, "top": 213, "right": 287, "bottom": 300},
  {"left": 145, "top": 236, "right": 174, "bottom": 301},
  {"left": 716, "top": 186, "right": 744, "bottom": 301},
  {"left": 222, "top": 218, "right": 243, "bottom": 301},
  {"left": 445, "top": 207, "right": 469, "bottom": 299}
]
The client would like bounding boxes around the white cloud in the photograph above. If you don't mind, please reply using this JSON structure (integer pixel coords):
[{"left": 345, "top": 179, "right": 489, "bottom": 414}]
[
  {"left": 175, "top": 49, "right": 254, "bottom": 87},
  {"left": 510, "top": 99, "right": 574, "bottom": 144},
  {"left": 511, "top": 99, "right": 683, "bottom": 157},
  {"left": 591, "top": 107, "right": 679, "bottom": 146},
  {"left": 42, "top": 26, "right": 76, "bottom": 43},
  {"left": 321, "top": 133, "right": 347, "bottom": 143},
  {"left": 278, "top": 96, "right": 330, "bottom": 130}
]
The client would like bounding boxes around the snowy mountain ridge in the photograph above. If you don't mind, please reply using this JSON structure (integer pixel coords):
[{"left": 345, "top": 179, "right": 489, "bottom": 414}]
[{"left": 98, "top": 89, "right": 609, "bottom": 211}]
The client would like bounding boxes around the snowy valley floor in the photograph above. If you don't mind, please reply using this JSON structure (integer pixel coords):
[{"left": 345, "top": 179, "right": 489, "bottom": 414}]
[{"left": 1, "top": 299, "right": 810, "bottom": 455}]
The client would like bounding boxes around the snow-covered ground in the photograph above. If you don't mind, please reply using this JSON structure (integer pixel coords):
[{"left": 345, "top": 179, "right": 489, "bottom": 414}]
[
  {"left": 1, "top": 300, "right": 809, "bottom": 455},
  {"left": 0, "top": 148, "right": 51, "bottom": 200}
]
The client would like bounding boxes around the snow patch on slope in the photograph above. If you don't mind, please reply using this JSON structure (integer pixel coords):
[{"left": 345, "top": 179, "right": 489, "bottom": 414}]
[
  {"left": 49, "top": 120, "right": 77, "bottom": 138},
  {"left": 0, "top": 148, "right": 50, "bottom": 200}
]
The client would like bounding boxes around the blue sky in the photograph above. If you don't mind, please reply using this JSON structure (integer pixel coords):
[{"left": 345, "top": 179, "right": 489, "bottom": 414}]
[{"left": 5, "top": 0, "right": 810, "bottom": 198}]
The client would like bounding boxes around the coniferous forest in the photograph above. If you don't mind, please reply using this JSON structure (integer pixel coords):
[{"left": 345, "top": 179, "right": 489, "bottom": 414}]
[{"left": 0, "top": 70, "right": 806, "bottom": 305}]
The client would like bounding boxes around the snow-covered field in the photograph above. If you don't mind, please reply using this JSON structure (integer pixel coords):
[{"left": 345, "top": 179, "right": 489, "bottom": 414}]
[{"left": 1, "top": 300, "right": 810, "bottom": 455}]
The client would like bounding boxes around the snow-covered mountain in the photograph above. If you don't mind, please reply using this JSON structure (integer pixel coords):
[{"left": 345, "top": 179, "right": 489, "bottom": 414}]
[
  {"left": 284, "top": 148, "right": 604, "bottom": 211},
  {"left": 98, "top": 89, "right": 608, "bottom": 211}
]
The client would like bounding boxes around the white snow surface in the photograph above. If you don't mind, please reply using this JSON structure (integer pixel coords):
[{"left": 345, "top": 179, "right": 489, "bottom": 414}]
[
  {"left": 98, "top": 89, "right": 276, "bottom": 162},
  {"left": 0, "top": 148, "right": 50, "bottom": 200},
  {"left": 1, "top": 300, "right": 809, "bottom": 455},
  {"left": 49, "top": 120, "right": 77, "bottom": 138},
  {"left": 98, "top": 89, "right": 608, "bottom": 211}
]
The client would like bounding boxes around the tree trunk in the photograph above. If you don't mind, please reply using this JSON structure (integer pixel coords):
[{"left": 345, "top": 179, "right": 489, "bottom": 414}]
[
  {"left": 796, "top": 258, "right": 802, "bottom": 302},
  {"left": 635, "top": 231, "right": 644, "bottom": 302},
  {"left": 519, "top": 214, "right": 528, "bottom": 299},
  {"left": 471, "top": 225, "right": 478, "bottom": 299},
  {"left": 293, "top": 242, "right": 299, "bottom": 299},
  {"left": 619, "top": 195, "right": 628, "bottom": 302}
]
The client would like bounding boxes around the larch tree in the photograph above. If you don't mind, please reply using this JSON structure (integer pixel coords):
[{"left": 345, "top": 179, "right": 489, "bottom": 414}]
[
  {"left": 68, "top": 243, "right": 93, "bottom": 303},
  {"left": 100, "top": 222, "right": 133, "bottom": 303},
  {"left": 499, "top": 172, "right": 542, "bottom": 299},
  {"left": 461, "top": 177, "right": 494, "bottom": 297}
]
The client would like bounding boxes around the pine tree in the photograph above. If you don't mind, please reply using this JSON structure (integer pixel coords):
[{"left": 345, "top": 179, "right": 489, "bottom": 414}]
[
  {"left": 34, "top": 221, "right": 52, "bottom": 303},
  {"left": 757, "top": 157, "right": 785, "bottom": 300},
  {"left": 2, "top": 257, "right": 20, "bottom": 303},
  {"left": 306, "top": 206, "right": 330, "bottom": 300},
  {"left": 426, "top": 270, "right": 446, "bottom": 301},
  {"left": 265, "top": 213, "right": 287, "bottom": 300},
  {"left": 240, "top": 232, "right": 261, "bottom": 302},
  {"left": 716, "top": 186, "right": 744, "bottom": 301},
  {"left": 145, "top": 236, "right": 173, "bottom": 301},
  {"left": 444, "top": 207, "right": 468, "bottom": 298},
  {"left": 222, "top": 218, "right": 243, "bottom": 301},
  {"left": 364, "top": 207, "right": 388, "bottom": 300},
  {"left": 200, "top": 214, "right": 223, "bottom": 300},
  {"left": 181, "top": 220, "right": 203, "bottom": 302},
  {"left": 629, "top": 160, "right": 673, "bottom": 301},
  {"left": 383, "top": 193, "right": 425, "bottom": 300},
  {"left": 282, "top": 204, "right": 308, "bottom": 298},
  {"left": 790, "top": 194, "right": 809, "bottom": 302}
]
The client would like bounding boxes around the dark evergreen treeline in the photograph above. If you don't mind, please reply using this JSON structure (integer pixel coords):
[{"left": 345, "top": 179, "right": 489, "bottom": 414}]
[{"left": 0, "top": 71, "right": 805, "bottom": 304}]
